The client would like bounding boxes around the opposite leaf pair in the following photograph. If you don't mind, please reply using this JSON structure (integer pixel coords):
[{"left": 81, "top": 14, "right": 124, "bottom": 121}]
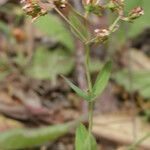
[
  {"left": 75, "top": 124, "right": 97, "bottom": 150},
  {"left": 63, "top": 61, "right": 112, "bottom": 102}
]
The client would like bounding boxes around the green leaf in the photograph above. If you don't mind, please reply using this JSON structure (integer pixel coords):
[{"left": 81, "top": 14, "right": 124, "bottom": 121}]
[
  {"left": 113, "top": 70, "right": 150, "bottom": 99},
  {"left": 0, "top": 122, "right": 74, "bottom": 149},
  {"left": 25, "top": 48, "right": 74, "bottom": 81},
  {"left": 0, "top": 21, "right": 10, "bottom": 34},
  {"left": 75, "top": 124, "right": 87, "bottom": 150},
  {"left": 75, "top": 124, "right": 97, "bottom": 150},
  {"left": 92, "top": 61, "right": 112, "bottom": 99},
  {"left": 62, "top": 76, "right": 91, "bottom": 101},
  {"left": 34, "top": 14, "right": 74, "bottom": 52}
]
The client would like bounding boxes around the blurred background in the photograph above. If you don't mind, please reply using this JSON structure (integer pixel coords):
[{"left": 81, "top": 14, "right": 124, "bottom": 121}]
[{"left": 0, "top": 0, "right": 150, "bottom": 150}]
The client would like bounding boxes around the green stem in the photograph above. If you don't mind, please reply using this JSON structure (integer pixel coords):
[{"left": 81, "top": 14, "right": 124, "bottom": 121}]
[
  {"left": 85, "top": 44, "right": 94, "bottom": 135},
  {"left": 84, "top": 11, "right": 94, "bottom": 135},
  {"left": 109, "top": 16, "right": 121, "bottom": 32},
  {"left": 55, "top": 5, "right": 94, "bottom": 133},
  {"left": 85, "top": 44, "right": 92, "bottom": 92},
  {"left": 54, "top": 7, "right": 87, "bottom": 42},
  {"left": 85, "top": 43, "right": 94, "bottom": 134},
  {"left": 88, "top": 101, "right": 94, "bottom": 133}
]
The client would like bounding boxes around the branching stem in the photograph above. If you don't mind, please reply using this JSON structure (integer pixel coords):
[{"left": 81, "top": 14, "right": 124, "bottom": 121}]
[
  {"left": 54, "top": 7, "right": 87, "bottom": 42},
  {"left": 109, "top": 16, "right": 121, "bottom": 32}
]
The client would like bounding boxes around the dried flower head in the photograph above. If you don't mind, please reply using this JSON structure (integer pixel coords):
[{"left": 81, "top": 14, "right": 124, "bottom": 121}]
[
  {"left": 94, "top": 28, "right": 110, "bottom": 42},
  {"left": 107, "top": 0, "right": 124, "bottom": 13},
  {"left": 21, "top": 0, "right": 47, "bottom": 20},
  {"left": 121, "top": 6, "right": 144, "bottom": 22},
  {"left": 82, "top": 0, "right": 99, "bottom": 5},
  {"left": 82, "top": 0, "right": 103, "bottom": 16},
  {"left": 128, "top": 7, "right": 144, "bottom": 20},
  {"left": 54, "top": 0, "right": 67, "bottom": 9}
]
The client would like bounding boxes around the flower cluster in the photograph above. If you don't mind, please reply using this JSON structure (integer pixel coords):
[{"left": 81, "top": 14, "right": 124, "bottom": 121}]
[
  {"left": 82, "top": 0, "right": 103, "bottom": 16},
  {"left": 54, "top": 0, "right": 67, "bottom": 9},
  {"left": 122, "top": 7, "right": 144, "bottom": 22},
  {"left": 21, "top": 0, "right": 68, "bottom": 20},
  {"left": 21, "top": 0, "right": 47, "bottom": 21},
  {"left": 94, "top": 29, "right": 110, "bottom": 43},
  {"left": 107, "top": 0, "right": 124, "bottom": 13},
  {"left": 82, "top": 0, "right": 144, "bottom": 20},
  {"left": 21, "top": 0, "right": 144, "bottom": 44},
  {"left": 86, "top": 0, "right": 144, "bottom": 43}
]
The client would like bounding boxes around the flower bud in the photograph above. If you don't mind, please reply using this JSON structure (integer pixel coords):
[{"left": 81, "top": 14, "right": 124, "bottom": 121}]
[
  {"left": 82, "top": 0, "right": 103, "bottom": 16},
  {"left": 82, "top": 0, "right": 91, "bottom": 5},
  {"left": 82, "top": 0, "right": 99, "bottom": 6},
  {"left": 121, "top": 7, "right": 144, "bottom": 22},
  {"left": 128, "top": 7, "right": 144, "bottom": 20},
  {"left": 94, "top": 28, "right": 110, "bottom": 42},
  {"left": 21, "top": 0, "right": 47, "bottom": 21},
  {"left": 107, "top": 0, "right": 124, "bottom": 12},
  {"left": 54, "top": 0, "right": 67, "bottom": 9}
]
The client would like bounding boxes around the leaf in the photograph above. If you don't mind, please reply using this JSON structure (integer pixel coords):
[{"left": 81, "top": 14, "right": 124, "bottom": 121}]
[
  {"left": 113, "top": 70, "right": 150, "bottom": 99},
  {"left": 34, "top": 14, "right": 74, "bottom": 52},
  {"left": 75, "top": 124, "right": 97, "bottom": 150},
  {"left": 0, "top": 21, "right": 10, "bottom": 34},
  {"left": 75, "top": 124, "right": 87, "bottom": 150},
  {"left": 0, "top": 122, "right": 74, "bottom": 149},
  {"left": 62, "top": 76, "right": 91, "bottom": 101},
  {"left": 92, "top": 61, "right": 112, "bottom": 99},
  {"left": 25, "top": 48, "right": 74, "bottom": 81},
  {"left": 83, "top": 134, "right": 97, "bottom": 150}
]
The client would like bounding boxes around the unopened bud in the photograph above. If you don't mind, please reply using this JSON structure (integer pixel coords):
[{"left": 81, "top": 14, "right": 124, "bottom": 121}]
[
  {"left": 21, "top": 0, "right": 47, "bottom": 21},
  {"left": 94, "top": 28, "right": 110, "bottom": 42},
  {"left": 121, "top": 7, "right": 144, "bottom": 22},
  {"left": 83, "top": 0, "right": 103, "bottom": 15},
  {"left": 128, "top": 7, "right": 144, "bottom": 20},
  {"left": 82, "top": 0, "right": 99, "bottom": 5},
  {"left": 54, "top": 0, "right": 67, "bottom": 9},
  {"left": 107, "top": 0, "right": 124, "bottom": 12}
]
